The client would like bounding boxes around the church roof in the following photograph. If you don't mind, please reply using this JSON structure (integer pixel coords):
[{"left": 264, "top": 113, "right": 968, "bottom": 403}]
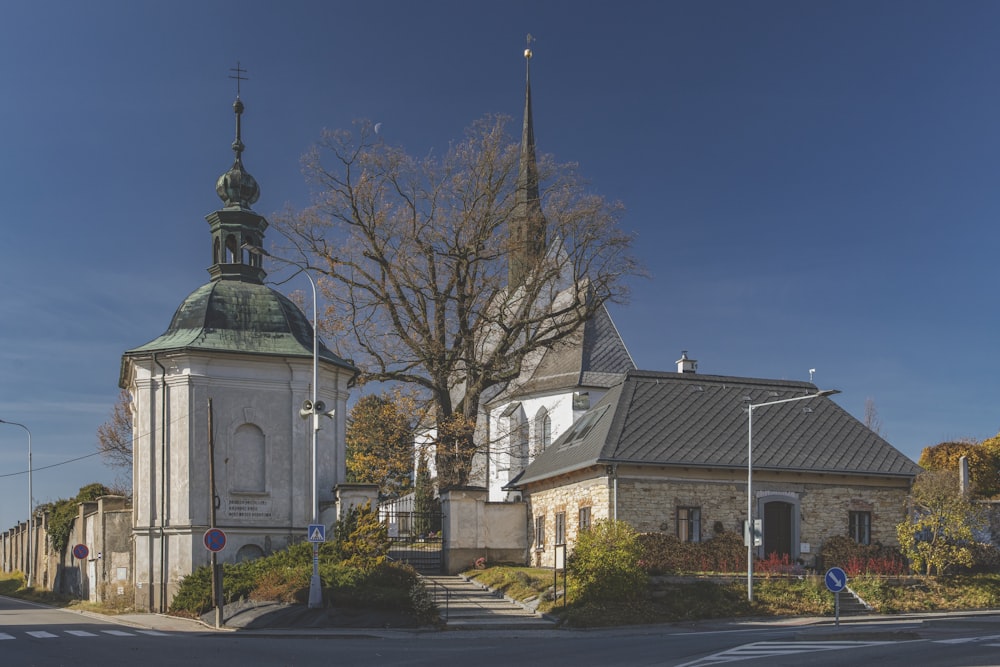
[
  {"left": 515, "top": 303, "right": 636, "bottom": 395},
  {"left": 515, "top": 369, "right": 922, "bottom": 486},
  {"left": 122, "top": 280, "right": 352, "bottom": 369},
  {"left": 120, "top": 79, "right": 355, "bottom": 380}
]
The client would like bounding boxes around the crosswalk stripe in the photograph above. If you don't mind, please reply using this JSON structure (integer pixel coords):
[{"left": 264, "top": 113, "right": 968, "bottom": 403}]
[
  {"left": 27, "top": 631, "right": 59, "bottom": 638},
  {"left": 936, "top": 635, "right": 1000, "bottom": 644},
  {"left": 100, "top": 630, "right": 136, "bottom": 636},
  {"left": 676, "top": 640, "right": 894, "bottom": 667},
  {"left": 136, "top": 630, "right": 170, "bottom": 636},
  {"left": 0, "top": 633, "right": 14, "bottom": 640},
  {"left": 66, "top": 630, "right": 99, "bottom": 637}
]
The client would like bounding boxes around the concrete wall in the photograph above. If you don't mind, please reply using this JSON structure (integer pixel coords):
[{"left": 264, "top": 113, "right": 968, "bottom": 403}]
[
  {"left": 440, "top": 487, "right": 529, "bottom": 573},
  {"left": 1, "top": 496, "right": 132, "bottom": 603}
]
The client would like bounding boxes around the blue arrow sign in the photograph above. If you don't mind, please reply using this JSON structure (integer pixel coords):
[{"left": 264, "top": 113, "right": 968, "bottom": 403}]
[
  {"left": 825, "top": 566, "right": 847, "bottom": 593},
  {"left": 308, "top": 524, "right": 326, "bottom": 543}
]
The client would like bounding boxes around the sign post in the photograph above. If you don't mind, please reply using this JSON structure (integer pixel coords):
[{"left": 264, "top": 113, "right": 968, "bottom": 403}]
[
  {"left": 204, "top": 527, "right": 227, "bottom": 628},
  {"left": 825, "top": 566, "right": 848, "bottom": 626},
  {"left": 308, "top": 523, "right": 326, "bottom": 608}
]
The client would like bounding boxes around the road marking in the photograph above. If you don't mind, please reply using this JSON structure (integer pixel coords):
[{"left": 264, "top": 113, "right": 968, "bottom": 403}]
[
  {"left": 676, "top": 640, "right": 894, "bottom": 667},
  {"left": 0, "top": 628, "right": 176, "bottom": 641},
  {"left": 936, "top": 635, "right": 1000, "bottom": 644}
]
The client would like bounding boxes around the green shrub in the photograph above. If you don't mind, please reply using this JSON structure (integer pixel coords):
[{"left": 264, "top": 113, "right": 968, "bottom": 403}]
[
  {"left": 568, "top": 520, "right": 647, "bottom": 603},
  {"left": 334, "top": 501, "right": 390, "bottom": 572},
  {"left": 168, "top": 565, "right": 213, "bottom": 616}
]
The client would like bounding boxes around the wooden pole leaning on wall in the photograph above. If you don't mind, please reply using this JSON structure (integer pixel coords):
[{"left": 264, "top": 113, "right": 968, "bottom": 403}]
[{"left": 208, "top": 399, "right": 222, "bottom": 629}]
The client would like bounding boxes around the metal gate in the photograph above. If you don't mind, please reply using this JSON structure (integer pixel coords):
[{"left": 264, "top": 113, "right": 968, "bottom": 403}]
[{"left": 382, "top": 506, "right": 444, "bottom": 574}]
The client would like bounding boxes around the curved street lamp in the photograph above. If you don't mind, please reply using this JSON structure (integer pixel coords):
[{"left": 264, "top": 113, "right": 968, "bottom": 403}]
[
  {"left": 1, "top": 419, "right": 32, "bottom": 588},
  {"left": 243, "top": 244, "right": 325, "bottom": 609},
  {"left": 745, "top": 389, "right": 840, "bottom": 602}
]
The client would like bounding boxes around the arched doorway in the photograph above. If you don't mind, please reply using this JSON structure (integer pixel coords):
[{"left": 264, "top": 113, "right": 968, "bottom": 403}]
[{"left": 762, "top": 500, "right": 793, "bottom": 560}]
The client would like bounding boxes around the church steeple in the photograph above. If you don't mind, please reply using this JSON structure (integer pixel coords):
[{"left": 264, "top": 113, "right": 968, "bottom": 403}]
[
  {"left": 509, "top": 36, "right": 547, "bottom": 287},
  {"left": 206, "top": 63, "right": 268, "bottom": 284}
]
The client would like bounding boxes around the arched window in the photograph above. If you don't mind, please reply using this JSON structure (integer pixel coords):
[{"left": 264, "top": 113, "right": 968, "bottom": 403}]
[
  {"left": 235, "top": 544, "right": 264, "bottom": 563},
  {"left": 225, "top": 234, "right": 239, "bottom": 263},
  {"left": 231, "top": 423, "right": 265, "bottom": 492},
  {"left": 534, "top": 407, "right": 552, "bottom": 455}
]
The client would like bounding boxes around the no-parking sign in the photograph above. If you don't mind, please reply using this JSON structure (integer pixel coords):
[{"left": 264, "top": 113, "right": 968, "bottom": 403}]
[{"left": 203, "top": 528, "right": 227, "bottom": 553}]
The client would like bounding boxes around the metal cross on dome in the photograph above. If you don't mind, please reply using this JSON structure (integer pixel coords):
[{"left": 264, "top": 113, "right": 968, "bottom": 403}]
[{"left": 229, "top": 62, "right": 248, "bottom": 97}]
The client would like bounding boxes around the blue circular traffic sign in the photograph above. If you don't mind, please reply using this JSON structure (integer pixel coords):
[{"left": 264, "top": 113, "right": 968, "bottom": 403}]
[
  {"left": 72, "top": 543, "right": 89, "bottom": 560},
  {"left": 825, "top": 566, "right": 848, "bottom": 593},
  {"left": 203, "top": 528, "right": 227, "bottom": 553}
]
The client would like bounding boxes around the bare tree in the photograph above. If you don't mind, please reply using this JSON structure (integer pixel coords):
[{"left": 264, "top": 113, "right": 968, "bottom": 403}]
[
  {"left": 275, "top": 116, "right": 639, "bottom": 486},
  {"left": 97, "top": 389, "right": 133, "bottom": 488},
  {"left": 863, "top": 396, "right": 883, "bottom": 437}
]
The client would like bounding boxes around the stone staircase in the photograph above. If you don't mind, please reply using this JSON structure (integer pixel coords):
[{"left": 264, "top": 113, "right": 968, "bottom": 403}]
[
  {"left": 838, "top": 587, "right": 873, "bottom": 615},
  {"left": 422, "top": 575, "right": 559, "bottom": 630}
]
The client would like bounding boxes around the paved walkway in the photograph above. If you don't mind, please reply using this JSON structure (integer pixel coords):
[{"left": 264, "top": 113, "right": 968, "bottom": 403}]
[{"left": 422, "top": 575, "right": 559, "bottom": 630}]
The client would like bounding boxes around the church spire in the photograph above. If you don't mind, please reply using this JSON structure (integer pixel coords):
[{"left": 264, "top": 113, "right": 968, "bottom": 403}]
[
  {"left": 215, "top": 63, "right": 260, "bottom": 210},
  {"left": 206, "top": 63, "right": 268, "bottom": 284},
  {"left": 509, "top": 35, "right": 547, "bottom": 287}
]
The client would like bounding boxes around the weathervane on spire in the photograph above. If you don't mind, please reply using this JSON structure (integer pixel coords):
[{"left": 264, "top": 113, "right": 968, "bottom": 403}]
[
  {"left": 525, "top": 33, "right": 534, "bottom": 59},
  {"left": 229, "top": 61, "right": 248, "bottom": 98}
]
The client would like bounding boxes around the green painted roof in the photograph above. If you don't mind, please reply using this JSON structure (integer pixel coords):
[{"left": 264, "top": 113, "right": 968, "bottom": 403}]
[{"left": 123, "top": 280, "right": 354, "bottom": 369}]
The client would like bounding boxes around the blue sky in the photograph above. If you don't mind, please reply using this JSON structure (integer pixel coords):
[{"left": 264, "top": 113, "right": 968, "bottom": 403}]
[{"left": 2, "top": 1, "right": 999, "bottom": 532}]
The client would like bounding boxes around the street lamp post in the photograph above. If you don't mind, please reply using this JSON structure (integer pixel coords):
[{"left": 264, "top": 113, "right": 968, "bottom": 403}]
[
  {"left": 243, "top": 244, "right": 324, "bottom": 609},
  {"left": 1, "top": 419, "right": 32, "bottom": 588},
  {"left": 745, "top": 389, "right": 839, "bottom": 602}
]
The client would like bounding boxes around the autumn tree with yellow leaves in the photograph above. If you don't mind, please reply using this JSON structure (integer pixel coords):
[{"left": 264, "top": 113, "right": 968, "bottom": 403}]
[{"left": 345, "top": 391, "right": 418, "bottom": 500}]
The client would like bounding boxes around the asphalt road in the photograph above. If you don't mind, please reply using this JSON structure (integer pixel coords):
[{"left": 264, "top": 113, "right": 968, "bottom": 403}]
[{"left": 6, "top": 595, "right": 1000, "bottom": 666}]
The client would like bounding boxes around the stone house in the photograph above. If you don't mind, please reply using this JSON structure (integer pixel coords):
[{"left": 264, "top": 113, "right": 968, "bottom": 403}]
[{"left": 513, "top": 362, "right": 922, "bottom": 569}]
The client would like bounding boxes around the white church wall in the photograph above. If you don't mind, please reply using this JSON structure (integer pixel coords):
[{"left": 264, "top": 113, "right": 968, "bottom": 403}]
[
  {"left": 126, "top": 350, "right": 350, "bottom": 610},
  {"left": 485, "top": 387, "right": 611, "bottom": 501}
]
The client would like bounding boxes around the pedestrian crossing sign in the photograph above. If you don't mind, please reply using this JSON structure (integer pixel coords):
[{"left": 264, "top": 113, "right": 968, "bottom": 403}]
[{"left": 307, "top": 524, "right": 326, "bottom": 543}]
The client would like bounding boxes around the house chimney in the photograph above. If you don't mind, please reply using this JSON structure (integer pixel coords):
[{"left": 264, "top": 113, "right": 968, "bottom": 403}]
[{"left": 676, "top": 351, "right": 697, "bottom": 374}]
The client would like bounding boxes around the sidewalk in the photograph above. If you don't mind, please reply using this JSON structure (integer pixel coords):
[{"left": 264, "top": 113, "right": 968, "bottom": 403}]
[{"left": 80, "top": 603, "right": 1000, "bottom": 637}]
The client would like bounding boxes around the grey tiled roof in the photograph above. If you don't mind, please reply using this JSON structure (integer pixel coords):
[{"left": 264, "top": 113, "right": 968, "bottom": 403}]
[
  {"left": 518, "top": 304, "right": 636, "bottom": 394},
  {"left": 516, "top": 369, "right": 922, "bottom": 486}
]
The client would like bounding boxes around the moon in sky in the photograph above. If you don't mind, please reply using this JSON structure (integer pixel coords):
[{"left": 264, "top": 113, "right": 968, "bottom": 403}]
[{"left": 374, "top": 122, "right": 382, "bottom": 134}]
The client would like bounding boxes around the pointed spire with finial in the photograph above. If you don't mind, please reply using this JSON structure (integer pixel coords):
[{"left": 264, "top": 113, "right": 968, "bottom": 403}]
[
  {"left": 206, "top": 63, "right": 269, "bottom": 284},
  {"left": 216, "top": 62, "right": 260, "bottom": 209},
  {"left": 509, "top": 34, "right": 547, "bottom": 287}
]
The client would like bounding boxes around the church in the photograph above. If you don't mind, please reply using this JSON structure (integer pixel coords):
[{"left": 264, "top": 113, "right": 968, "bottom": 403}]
[
  {"left": 116, "top": 44, "right": 920, "bottom": 603},
  {"left": 119, "top": 90, "right": 357, "bottom": 611},
  {"left": 441, "top": 47, "right": 920, "bottom": 573}
]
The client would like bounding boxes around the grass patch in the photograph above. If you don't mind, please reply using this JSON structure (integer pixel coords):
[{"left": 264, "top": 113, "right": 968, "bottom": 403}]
[
  {"left": 851, "top": 574, "right": 1000, "bottom": 613},
  {"left": 0, "top": 571, "right": 78, "bottom": 608},
  {"left": 464, "top": 568, "right": 838, "bottom": 626}
]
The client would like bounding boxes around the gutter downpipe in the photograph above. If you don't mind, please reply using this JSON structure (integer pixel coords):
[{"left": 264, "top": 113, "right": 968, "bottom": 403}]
[
  {"left": 607, "top": 464, "right": 618, "bottom": 522},
  {"left": 154, "top": 353, "right": 167, "bottom": 613}
]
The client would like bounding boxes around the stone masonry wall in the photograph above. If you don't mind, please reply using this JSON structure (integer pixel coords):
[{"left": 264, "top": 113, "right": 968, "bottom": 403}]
[
  {"left": 525, "top": 474, "right": 610, "bottom": 568},
  {"left": 525, "top": 467, "right": 911, "bottom": 569}
]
